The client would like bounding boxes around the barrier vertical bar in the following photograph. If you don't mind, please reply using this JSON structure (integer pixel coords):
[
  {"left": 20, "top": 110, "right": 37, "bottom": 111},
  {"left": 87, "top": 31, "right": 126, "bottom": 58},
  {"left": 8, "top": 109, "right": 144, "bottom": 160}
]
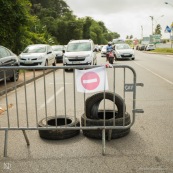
[
  {"left": 4, "top": 71, "right": 10, "bottom": 128},
  {"left": 24, "top": 71, "right": 29, "bottom": 127},
  {"left": 4, "top": 129, "right": 8, "bottom": 157},
  {"left": 14, "top": 70, "right": 19, "bottom": 128},
  {"left": 53, "top": 69, "right": 58, "bottom": 127},
  {"left": 102, "top": 129, "right": 106, "bottom": 156},
  {"left": 63, "top": 69, "right": 67, "bottom": 125},
  {"left": 33, "top": 69, "right": 38, "bottom": 127},
  {"left": 22, "top": 130, "right": 30, "bottom": 145},
  {"left": 43, "top": 69, "right": 48, "bottom": 126},
  {"left": 123, "top": 68, "right": 126, "bottom": 126},
  {"left": 73, "top": 69, "right": 77, "bottom": 125}
]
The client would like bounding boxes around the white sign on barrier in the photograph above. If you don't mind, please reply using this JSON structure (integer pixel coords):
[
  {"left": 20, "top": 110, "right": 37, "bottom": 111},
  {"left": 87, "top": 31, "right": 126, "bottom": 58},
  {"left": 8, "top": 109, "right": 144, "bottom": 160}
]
[{"left": 75, "top": 66, "right": 108, "bottom": 93}]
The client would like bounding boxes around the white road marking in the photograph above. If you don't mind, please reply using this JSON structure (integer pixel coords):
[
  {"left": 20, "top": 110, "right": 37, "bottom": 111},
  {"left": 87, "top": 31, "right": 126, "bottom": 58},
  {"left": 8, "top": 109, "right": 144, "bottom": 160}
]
[
  {"left": 39, "top": 87, "right": 64, "bottom": 110},
  {"left": 83, "top": 78, "right": 97, "bottom": 84},
  {"left": 134, "top": 62, "right": 173, "bottom": 85}
]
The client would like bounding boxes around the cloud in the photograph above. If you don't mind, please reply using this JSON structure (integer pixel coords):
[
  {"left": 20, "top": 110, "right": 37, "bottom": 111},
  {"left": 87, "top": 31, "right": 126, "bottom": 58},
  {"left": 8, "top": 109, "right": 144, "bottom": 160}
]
[{"left": 65, "top": 0, "right": 173, "bottom": 39}]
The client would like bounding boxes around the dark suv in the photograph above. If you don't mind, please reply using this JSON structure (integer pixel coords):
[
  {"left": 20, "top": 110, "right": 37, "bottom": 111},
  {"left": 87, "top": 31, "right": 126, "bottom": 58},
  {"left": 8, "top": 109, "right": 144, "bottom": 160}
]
[{"left": 0, "top": 46, "right": 19, "bottom": 82}]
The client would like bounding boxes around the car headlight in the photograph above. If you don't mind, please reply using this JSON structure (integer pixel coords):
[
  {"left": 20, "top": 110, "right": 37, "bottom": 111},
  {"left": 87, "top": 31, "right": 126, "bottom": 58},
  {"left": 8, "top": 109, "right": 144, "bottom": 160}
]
[
  {"left": 85, "top": 54, "right": 90, "bottom": 57},
  {"left": 37, "top": 56, "right": 44, "bottom": 60},
  {"left": 63, "top": 55, "right": 68, "bottom": 59}
]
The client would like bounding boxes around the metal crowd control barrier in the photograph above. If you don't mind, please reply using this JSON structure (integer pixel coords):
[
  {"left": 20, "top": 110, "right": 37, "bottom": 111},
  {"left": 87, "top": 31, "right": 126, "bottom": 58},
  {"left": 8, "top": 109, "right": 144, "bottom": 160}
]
[{"left": 0, "top": 65, "right": 144, "bottom": 157}]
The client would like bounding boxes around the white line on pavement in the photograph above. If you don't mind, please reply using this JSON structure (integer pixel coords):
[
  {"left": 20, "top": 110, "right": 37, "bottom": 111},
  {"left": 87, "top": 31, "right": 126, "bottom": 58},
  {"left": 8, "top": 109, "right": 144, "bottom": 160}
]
[
  {"left": 39, "top": 87, "right": 64, "bottom": 110},
  {"left": 134, "top": 62, "right": 173, "bottom": 85}
]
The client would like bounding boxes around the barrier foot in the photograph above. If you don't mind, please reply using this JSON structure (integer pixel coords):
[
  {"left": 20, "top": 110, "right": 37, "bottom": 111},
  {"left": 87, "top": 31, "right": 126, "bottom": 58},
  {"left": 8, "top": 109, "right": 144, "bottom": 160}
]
[
  {"left": 4, "top": 130, "right": 8, "bottom": 157},
  {"left": 22, "top": 130, "right": 30, "bottom": 146},
  {"left": 102, "top": 129, "right": 106, "bottom": 156}
]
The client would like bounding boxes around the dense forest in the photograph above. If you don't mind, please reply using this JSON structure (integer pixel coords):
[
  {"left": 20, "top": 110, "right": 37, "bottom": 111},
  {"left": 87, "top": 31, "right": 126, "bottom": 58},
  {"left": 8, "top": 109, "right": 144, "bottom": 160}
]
[{"left": 0, "top": 0, "right": 120, "bottom": 54}]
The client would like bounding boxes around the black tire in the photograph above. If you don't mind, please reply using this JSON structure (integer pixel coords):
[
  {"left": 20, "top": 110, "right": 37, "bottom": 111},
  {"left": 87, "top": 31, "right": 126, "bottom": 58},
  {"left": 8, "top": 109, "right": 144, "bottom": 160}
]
[
  {"left": 81, "top": 111, "right": 130, "bottom": 140},
  {"left": 9, "top": 69, "right": 19, "bottom": 82},
  {"left": 85, "top": 92, "right": 125, "bottom": 119},
  {"left": 38, "top": 116, "right": 80, "bottom": 140}
]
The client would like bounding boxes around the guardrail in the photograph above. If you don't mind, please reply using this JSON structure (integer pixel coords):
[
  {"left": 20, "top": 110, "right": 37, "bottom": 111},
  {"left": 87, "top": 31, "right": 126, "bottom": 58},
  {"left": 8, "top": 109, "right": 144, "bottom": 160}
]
[{"left": 0, "top": 65, "right": 144, "bottom": 157}]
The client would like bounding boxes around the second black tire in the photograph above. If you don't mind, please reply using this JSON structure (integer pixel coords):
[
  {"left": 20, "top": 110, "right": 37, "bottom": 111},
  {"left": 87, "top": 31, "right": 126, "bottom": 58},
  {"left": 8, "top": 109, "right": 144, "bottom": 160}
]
[
  {"left": 85, "top": 92, "right": 125, "bottom": 119},
  {"left": 81, "top": 110, "right": 131, "bottom": 140}
]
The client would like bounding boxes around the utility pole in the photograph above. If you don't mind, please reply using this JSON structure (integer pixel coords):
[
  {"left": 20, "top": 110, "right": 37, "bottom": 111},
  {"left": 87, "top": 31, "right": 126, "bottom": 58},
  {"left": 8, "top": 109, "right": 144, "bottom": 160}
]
[
  {"left": 141, "top": 25, "right": 143, "bottom": 39},
  {"left": 149, "top": 16, "right": 154, "bottom": 35}
]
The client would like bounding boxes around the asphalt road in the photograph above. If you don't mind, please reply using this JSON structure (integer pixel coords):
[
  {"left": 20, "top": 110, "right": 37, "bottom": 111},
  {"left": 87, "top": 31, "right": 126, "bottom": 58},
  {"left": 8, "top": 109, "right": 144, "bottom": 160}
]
[{"left": 0, "top": 51, "right": 173, "bottom": 173}]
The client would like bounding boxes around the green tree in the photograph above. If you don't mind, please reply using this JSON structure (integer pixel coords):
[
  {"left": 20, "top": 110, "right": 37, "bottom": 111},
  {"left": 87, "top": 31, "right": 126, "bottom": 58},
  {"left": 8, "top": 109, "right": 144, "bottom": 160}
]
[
  {"left": 0, "top": 0, "right": 32, "bottom": 53},
  {"left": 154, "top": 24, "right": 162, "bottom": 35}
]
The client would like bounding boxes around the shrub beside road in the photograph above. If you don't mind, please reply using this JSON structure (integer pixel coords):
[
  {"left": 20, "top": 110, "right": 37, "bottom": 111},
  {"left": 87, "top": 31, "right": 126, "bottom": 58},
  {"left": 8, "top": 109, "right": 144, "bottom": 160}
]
[{"left": 151, "top": 48, "right": 173, "bottom": 54}]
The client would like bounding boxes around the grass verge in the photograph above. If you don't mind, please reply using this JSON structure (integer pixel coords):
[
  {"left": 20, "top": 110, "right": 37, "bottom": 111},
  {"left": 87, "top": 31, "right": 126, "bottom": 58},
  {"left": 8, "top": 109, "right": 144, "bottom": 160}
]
[{"left": 151, "top": 48, "right": 173, "bottom": 54}]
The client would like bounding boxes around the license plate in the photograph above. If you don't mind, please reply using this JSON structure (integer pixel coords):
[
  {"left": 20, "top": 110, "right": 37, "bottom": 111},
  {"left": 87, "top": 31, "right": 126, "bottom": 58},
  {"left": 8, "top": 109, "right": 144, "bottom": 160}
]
[
  {"left": 25, "top": 61, "right": 33, "bottom": 64},
  {"left": 123, "top": 54, "right": 130, "bottom": 56},
  {"left": 73, "top": 61, "right": 80, "bottom": 64}
]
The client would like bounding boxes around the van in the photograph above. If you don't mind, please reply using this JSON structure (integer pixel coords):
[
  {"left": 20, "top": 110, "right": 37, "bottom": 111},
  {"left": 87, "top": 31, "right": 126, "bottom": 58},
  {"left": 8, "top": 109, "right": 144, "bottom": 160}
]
[{"left": 63, "top": 39, "right": 97, "bottom": 66}]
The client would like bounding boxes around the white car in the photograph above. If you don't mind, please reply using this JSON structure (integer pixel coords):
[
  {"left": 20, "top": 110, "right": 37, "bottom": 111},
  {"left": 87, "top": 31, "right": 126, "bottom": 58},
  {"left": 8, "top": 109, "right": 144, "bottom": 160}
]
[
  {"left": 19, "top": 44, "right": 56, "bottom": 66},
  {"left": 63, "top": 39, "right": 97, "bottom": 66},
  {"left": 145, "top": 44, "right": 155, "bottom": 51},
  {"left": 114, "top": 44, "right": 135, "bottom": 60},
  {"left": 101, "top": 45, "right": 107, "bottom": 57}
]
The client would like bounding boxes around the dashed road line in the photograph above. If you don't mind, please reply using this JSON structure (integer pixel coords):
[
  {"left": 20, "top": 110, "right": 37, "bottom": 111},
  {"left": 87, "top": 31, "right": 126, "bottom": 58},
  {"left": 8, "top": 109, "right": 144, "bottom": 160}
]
[
  {"left": 134, "top": 62, "right": 173, "bottom": 85},
  {"left": 39, "top": 87, "right": 64, "bottom": 110}
]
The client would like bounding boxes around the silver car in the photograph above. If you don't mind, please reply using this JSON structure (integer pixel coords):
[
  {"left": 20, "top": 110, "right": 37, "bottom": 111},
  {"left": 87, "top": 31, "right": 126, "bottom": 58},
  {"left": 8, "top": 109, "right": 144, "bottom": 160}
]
[
  {"left": 114, "top": 44, "right": 135, "bottom": 60},
  {"left": 63, "top": 39, "right": 97, "bottom": 66},
  {"left": 101, "top": 45, "right": 107, "bottom": 57},
  {"left": 19, "top": 44, "right": 56, "bottom": 66}
]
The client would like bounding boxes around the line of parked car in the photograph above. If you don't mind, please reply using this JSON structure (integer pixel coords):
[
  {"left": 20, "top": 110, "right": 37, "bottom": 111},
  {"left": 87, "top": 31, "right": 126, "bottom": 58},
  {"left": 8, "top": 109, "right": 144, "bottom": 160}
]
[
  {"left": 0, "top": 44, "right": 64, "bottom": 83},
  {"left": 0, "top": 39, "right": 137, "bottom": 83},
  {"left": 0, "top": 39, "right": 99, "bottom": 83},
  {"left": 136, "top": 44, "right": 155, "bottom": 51}
]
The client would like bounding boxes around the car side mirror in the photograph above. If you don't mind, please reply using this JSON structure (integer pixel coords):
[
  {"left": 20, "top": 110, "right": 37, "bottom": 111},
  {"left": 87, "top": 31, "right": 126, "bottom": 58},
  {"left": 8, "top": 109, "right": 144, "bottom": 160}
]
[{"left": 47, "top": 51, "right": 52, "bottom": 54}]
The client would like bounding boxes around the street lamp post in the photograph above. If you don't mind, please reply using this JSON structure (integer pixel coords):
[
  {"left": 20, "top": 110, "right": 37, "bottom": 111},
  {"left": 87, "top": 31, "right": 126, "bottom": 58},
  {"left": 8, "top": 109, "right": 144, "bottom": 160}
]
[
  {"left": 149, "top": 15, "right": 164, "bottom": 36},
  {"left": 149, "top": 16, "right": 154, "bottom": 35},
  {"left": 141, "top": 25, "right": 143, "bottom": 39}
]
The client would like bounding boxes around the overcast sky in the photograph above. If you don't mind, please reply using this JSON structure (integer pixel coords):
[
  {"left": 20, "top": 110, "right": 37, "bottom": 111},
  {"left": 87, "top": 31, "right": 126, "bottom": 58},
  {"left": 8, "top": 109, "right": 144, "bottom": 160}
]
[{"left": 65, "top": 0, "right": 173, "bottom": 40}]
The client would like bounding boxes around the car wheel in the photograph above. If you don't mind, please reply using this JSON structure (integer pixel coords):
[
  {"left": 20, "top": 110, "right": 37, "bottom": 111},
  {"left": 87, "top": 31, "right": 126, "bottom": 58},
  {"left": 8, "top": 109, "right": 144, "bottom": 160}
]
[
  {"left": 81, "top": 111, "right": 131, "bottom": 140},
  {"left": 9, "top": 69, "right": 19, "bottom": 82},
  {"left": 85, "top": 92, "right": 126, "bottom": 119},
  {"left": 38, "top": 115, "right": 80, "bottom": 140}
]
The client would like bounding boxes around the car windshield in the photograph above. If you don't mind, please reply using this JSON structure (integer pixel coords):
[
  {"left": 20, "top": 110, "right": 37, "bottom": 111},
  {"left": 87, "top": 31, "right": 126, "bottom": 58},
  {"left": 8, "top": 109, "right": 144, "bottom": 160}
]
[
  {"left": 23, "top": 46, "right": 46, "bottom": 53},
  {"left": 116, "top": 44, "right": 130, "bottom": 50},
  {"left": 67, "top": 42, "right": 91, "bottom": 52},
  {"left": 52, "top": 46, "right": 63, "bottom": 51}
]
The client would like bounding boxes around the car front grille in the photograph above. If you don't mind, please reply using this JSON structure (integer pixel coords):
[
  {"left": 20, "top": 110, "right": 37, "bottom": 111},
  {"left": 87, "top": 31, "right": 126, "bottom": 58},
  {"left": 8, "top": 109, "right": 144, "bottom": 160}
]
[
  {"left": 121, "top": 54, "right": 132, "bottom": 58},
  {"left": 20, "top": 62, "right": 41, "bottom": 66},
  {"left": 68, "top": 57, "right": 85, "bottom": 62}
]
